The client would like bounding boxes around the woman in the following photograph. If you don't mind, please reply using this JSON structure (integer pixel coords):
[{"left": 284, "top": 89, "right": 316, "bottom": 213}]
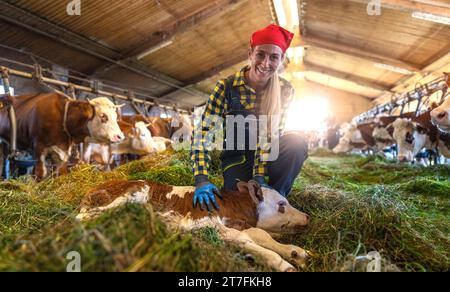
[{"left": 191, "top": 24, "right": 308, "bottom": 211}]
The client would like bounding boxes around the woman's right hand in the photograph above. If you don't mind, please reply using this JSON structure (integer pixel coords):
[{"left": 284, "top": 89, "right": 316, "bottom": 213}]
[{"left": 193, "top": 182, "right": 222, "bottom": 211}]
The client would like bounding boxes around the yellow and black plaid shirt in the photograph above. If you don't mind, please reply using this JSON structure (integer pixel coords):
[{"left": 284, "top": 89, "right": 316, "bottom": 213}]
[{"left": 191, "top": 66, "right": 294, "bottom": 178}]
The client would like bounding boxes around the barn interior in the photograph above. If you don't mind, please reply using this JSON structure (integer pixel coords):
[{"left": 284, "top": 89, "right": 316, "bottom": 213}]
[{"left": 0, "top": 0, "right": 449, "bottom": 272}]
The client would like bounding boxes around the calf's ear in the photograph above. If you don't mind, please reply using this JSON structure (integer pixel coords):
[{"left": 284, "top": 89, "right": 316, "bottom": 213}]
[
  {"left": 236, "top": 181, "right": 249, "bottom": 194},
  {"left": 237, "top": 181, "right": 263, "bottom": 205},
  {"left": 248, "top": 180, "right": 264, "bottom": 202}
]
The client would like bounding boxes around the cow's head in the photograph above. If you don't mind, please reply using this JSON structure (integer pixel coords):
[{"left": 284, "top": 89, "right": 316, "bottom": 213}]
[
  {"left": 431, "top": 98, "right": 450, "bottom": 133},
  {"left": 87, "top": 97, "right": 125, "bottom": 143},
  {"left": 390, "top": 118, "right": 430, "bottom": 162},
  {"left": 129, "top": 121, "right": 155, "bottom": 155},
  {"left": 237, "top": 181, "right": 310, "bottom": 234}
]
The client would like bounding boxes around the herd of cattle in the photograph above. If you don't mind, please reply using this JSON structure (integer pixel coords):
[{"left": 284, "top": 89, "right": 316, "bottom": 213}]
[
  {"left": 1, "top": 91, "right": 449, "bottom": 180},
  {"left": 0, "top": 93, "right": 193, "bottom": 180},
  {"left": 333, "top": 97, "right": 450, "bottom": 164}
]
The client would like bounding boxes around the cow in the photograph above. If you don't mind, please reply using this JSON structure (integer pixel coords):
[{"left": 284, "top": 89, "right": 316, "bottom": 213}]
[
  {"left": 333, "top": 123, "right": 368, "bottom": 153},
  {"left": 333, "top": 111, "right": 420, "bottom": 155},
  {"left": 390, "top": 110, "right": 450, "bottom": 162},
  {"left": 431, "top": 98, "right": 450, "bottom": 133},
  {"left": 84, "top": 120, "right": 165, "bottom": 169},
  {"left": 121, "top": 115, "right": 172, "bottom": 138},
  {"left": 0, "top": 93, "right": 124, "bottom": 179},
  {"left": 75, "top": 179, "right": 311, "bottom": 271},
  {"left": 122, "top": 114, "right": 193, "bottom": 143}
]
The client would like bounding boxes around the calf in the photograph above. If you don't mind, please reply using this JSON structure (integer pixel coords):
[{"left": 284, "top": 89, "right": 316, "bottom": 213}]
[{"left": 76, "top": 180, "right": 311, "bottom": 271}]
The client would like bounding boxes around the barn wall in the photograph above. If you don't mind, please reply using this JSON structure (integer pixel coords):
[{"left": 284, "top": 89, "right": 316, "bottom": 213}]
[{"left": 292, "top": 80, "right": 374, "bottom": 124}]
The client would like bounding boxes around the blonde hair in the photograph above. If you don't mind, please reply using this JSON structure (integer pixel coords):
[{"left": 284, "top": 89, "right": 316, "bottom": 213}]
[{"left": 260, "top": 72, "right": 282, "bottom": 117}]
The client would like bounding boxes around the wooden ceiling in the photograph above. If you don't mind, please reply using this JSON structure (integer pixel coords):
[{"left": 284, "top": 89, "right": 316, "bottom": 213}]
[
  {"left": 300, "top": 0, "right": 450, "bottom": 101},
  {"left": 0, "top": 0, "right": 449, "bottom": 108}
]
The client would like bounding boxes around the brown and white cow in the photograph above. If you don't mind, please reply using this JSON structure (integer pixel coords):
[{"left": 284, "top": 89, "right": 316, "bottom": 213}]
[
  {"left": 122, "top": 115, "right": 172, "bottom": 138},
  {"left": 0, "top": 93, "right": 124, "bottom": 179},
  {"left": 76, "top": 179, "right": 311, "bottom": 271},
  {"left": 122, "top": 114, "right": 193, "bottom": 144},
  {"left": 333, "top": 123, "right": 368, "bottom": 153},
  {"left": 390, "top": 110, "right": 450, "bottom": 162},
  {"left": 84, "top": 120, "right": 168, "bottom": 169},
  {"left": 431, "top": 98, "right": 450, "bottom": 133}
]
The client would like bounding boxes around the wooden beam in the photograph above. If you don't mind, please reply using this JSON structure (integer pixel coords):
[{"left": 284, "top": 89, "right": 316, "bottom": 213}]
[
  {"left": 304, "top": 77, "right": 375, "bottom": 100},
  {"left": 392, "top": 51, "right": 450, "bottom": 92},
  {"left": 158, "top": 52, "right": 248, "bottom": 99},
  {"left": 122, "top": 0, "right": 245, "bottom": 60},
  {"left": 0, "top": 1, "right": 121, "bottom": 59},
  {"left": 349, "top": 0, "right": 450, "bottom": 17},
  {"left": 92, "top": 0, "right": 247, "bottom": 96},
  {"left": 185, "top": 53, "right": 248, "bottom": 85},
  {"left": 303, "top": 34, "right": 422, "bottom": 73},
  {"left": 304, "top": 62, "right": 393, "bottom": 92},
  {"left": 297, "top": 0, "right": 307, "bottom": 37},
  {"left": 0, "top": 1, "right": 208, "bottom": 100}
]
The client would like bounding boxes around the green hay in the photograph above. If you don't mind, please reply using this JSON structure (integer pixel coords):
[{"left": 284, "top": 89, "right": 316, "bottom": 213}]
[
  {"left": 130, "top": 165, "right": 195, "bottom": 186},
  {"left": 400, "top": 179, "right": 450, "bottom": 197},
  {"left": 0, "top": 204, "right": 268, "bottom": 272},
  {"left": 0, "top": 150, "right": 448, "bottom": 272}
]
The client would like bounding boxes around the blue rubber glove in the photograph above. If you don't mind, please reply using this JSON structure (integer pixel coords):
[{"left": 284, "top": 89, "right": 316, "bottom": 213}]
[
  {"left": 251, "top": 175, "right": 272, "bottom": 189},
  {"left": 193, "top": 182, "right": 222, "bottom": 212}
]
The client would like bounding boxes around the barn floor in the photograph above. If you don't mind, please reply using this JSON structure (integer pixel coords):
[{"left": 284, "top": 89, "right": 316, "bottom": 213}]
[{"left": 0, "top": 150, "right": 448, "bottom": 272}]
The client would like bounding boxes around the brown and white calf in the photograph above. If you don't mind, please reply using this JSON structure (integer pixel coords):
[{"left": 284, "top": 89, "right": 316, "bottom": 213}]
[
  {"left": 76, "top": 180, "right": 311, "bottom": 271},
  {"left": 0, "top": 93, "right": 124, "bottom": 179}
]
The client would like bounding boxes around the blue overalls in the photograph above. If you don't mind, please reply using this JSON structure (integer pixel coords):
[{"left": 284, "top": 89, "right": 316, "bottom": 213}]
[{"left": 220, "top": 76, "right": 309, "bottom": 197}]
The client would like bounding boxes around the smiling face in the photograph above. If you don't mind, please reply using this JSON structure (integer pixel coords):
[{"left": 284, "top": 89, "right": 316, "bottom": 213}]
[{"left": 248, "top": 44, "right": 284, "bottom": 85}]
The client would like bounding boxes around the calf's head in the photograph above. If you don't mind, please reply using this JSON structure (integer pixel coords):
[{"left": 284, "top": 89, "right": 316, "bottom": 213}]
[{"left": 237, "top": 181, "right": 310, "bottom": 234}]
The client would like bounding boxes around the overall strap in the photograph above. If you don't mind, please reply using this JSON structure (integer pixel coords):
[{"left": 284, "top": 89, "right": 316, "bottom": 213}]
[{"left": 225, "top": 75, "right": 243, "bottom": 113}]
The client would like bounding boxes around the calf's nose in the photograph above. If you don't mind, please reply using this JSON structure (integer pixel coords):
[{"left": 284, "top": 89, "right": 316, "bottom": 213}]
[{"left": 305, "top": 213, "right": 311, "bottom": 222}]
